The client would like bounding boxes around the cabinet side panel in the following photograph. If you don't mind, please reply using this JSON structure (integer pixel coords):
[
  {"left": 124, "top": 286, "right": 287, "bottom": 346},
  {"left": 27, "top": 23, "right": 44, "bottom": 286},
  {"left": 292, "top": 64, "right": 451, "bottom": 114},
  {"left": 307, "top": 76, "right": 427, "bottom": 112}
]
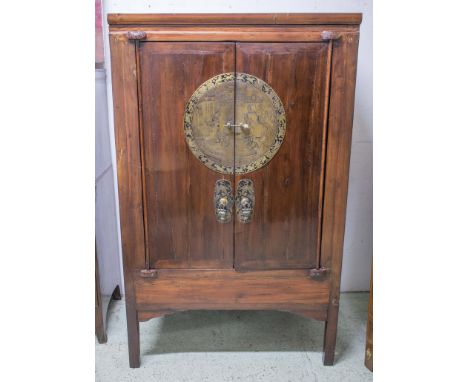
[
  {"left": 109, "top": 33, "right": 144, "bottom": 366},
  {"left": 321, "top": 32, "right": 360, "bottom": 282},
  {"left": 109, "top": 34, "right": 146, "bottom": 272},
  {"left": 321, "top": 32, "right": 360, "bottom": 362}
]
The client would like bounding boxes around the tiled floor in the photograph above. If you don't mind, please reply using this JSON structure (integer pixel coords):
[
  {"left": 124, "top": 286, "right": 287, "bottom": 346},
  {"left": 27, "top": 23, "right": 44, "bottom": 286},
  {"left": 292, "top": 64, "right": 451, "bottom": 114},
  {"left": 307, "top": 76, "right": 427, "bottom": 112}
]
[{"left": 96, "top": 292, "right": 372, "bottom": 381}]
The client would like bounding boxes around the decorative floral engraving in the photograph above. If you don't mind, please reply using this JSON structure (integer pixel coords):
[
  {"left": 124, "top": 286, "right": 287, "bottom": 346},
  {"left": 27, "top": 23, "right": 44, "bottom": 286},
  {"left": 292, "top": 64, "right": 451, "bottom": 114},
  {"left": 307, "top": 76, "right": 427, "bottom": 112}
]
[{"left": 184, "top": 73, "right": 287, "bottom": 175}]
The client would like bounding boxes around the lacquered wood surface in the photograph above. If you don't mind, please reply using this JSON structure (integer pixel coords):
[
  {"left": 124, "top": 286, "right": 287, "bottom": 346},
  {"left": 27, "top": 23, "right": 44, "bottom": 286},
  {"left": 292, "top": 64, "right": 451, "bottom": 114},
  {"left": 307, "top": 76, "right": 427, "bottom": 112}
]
[
  {"left": 109, "top": 34, "right": 143, "bottom": 367},
  {"left": 134, "top": 269, "right": 329, "bottom": 315},
  {"left": 140, "top": 42, "right": 235, "bottom": 269},
  {"left": 321, "top": 32, "right": 360, "bottom": 366},
  {"left": 109, "top": 26, "right": 358, "bottom": 43},
  {"left": 108, "top": 13, "right": 362, "bottom": 26},
  {"left": 234, "top": 42, "right": 330, "bottom": 271}
]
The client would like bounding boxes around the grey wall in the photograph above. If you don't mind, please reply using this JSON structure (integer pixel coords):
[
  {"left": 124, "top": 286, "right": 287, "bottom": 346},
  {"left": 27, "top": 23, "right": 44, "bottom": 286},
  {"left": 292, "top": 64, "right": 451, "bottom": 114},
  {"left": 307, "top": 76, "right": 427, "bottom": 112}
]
[
  {"left": 101, "top": 0, "right": 372, "bottom": 291},
  {"left": 95, "top": 68, "right": 123, "bottom": 295}
]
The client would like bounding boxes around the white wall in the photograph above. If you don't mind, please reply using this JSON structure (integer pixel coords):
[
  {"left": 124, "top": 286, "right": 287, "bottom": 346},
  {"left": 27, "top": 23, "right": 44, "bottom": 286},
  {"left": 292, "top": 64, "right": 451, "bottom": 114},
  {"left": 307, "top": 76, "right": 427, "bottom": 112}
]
[
  {"left": 95, "top": 69, "right": 123, "bottom": 295},
  {"left": 102, "top": 0, "right": 373, "bottom": 291}
]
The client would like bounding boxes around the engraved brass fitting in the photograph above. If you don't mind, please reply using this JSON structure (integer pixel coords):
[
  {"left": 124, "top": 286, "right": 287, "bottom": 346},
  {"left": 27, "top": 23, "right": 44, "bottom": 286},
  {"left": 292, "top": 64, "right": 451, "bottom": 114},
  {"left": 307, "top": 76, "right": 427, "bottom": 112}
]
[
  {"left": 235, "top": 179, "right": 255, "bottom": 223},
  {"left": 184, "top": 72, "right": 286, "bottom": 175},
  {"left": 214, "top": 180, "right": 234, "bottom": 223}
]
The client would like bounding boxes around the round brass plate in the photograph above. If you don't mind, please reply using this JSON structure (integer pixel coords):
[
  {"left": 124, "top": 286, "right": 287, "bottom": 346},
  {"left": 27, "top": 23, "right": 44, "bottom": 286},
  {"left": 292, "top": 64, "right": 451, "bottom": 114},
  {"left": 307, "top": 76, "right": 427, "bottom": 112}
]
[{"left": 184, "top": 72, "right": 286, "bottom": 174}]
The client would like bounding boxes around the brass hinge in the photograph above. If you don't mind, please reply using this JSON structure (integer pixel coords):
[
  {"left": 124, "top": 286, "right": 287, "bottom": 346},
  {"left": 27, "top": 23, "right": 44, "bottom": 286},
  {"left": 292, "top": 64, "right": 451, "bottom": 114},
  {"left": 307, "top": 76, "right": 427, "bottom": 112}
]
[
  {"left": 309, "top": 267, "right": 329, "bottom": 281},
  {"left": 127, "top": 31, "right": 147, "bottom": 41},
  {"left": 140, "top": 269, "right": 158, "bottom": 278}
]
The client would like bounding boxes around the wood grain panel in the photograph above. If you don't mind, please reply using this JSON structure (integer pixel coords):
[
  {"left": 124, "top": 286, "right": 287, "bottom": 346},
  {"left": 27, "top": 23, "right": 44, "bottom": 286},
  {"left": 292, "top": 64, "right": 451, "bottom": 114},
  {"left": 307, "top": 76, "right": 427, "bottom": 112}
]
[
  {"left": 108, "top": 13, "right": 362, "bottom": 26},
  {"left": 139, "top": 42, "right": 235, "bottom": 269},
  {"left": 234, "top": 42, "right": 330, "bottom": 271},
  {"left": 109, "top": 34, "right": 143, "bottom": 368},
  {"left": 109, "top": 36, "right": 145, "bottom": 271},
  {"left": 109, "top": 27, "right": 352, "bottom": 43},
  {"left": 321, "top": 32, "right": 360, "bottom": 366},
  {"left": 134, "top": 269, "right": 329, "bottom": 313}
]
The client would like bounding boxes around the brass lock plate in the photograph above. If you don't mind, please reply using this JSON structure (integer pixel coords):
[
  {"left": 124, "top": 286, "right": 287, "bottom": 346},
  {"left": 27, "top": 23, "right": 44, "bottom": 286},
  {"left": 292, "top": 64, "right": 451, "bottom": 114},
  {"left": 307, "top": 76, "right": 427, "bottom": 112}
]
[
  {"left": 184, "top": 73, "right": 286, "bottom": 174},
  {"left": 214, "top": 179, "right": 234, "bottom": 223},
  {"left": 235, "top": 179, "right": 255, "bottom": 223}
]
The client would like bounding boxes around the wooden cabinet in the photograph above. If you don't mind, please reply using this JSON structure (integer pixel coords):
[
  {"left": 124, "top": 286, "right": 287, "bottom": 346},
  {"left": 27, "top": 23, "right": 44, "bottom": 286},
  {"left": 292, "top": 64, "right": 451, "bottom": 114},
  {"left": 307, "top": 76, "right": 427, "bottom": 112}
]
[{"left": 108, "top": 13, "right": 362, "bottom": 368}]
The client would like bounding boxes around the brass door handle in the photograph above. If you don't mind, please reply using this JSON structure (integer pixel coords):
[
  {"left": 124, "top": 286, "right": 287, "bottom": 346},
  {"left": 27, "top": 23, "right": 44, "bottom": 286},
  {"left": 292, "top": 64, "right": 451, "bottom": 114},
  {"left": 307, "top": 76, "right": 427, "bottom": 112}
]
[
  {"left": 224, "top": 122, "right": 250, "bottom": 134},
  {"left": 236, "top": 179, "right": 255, "bottom": 223},
  {"left": 214, "top": 180, "right": 234, "bottom": 223}
]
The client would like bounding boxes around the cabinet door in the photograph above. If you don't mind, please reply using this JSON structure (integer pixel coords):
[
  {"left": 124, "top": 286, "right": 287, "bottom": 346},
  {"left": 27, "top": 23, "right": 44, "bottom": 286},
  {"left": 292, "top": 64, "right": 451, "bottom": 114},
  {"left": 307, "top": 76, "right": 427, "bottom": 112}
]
[
  {"left": 140, "top": 42, "right": 235, "bottom": 269},
  {"left": 234, "top": 42, "right": 330, "bottom": 270}
]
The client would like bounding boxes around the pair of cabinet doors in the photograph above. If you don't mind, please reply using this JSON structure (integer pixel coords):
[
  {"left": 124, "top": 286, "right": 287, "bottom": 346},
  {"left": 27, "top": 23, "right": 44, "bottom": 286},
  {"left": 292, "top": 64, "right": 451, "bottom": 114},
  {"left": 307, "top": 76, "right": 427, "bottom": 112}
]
[{"left": 139, "top": 41, "right": 330, "bottom": 272}]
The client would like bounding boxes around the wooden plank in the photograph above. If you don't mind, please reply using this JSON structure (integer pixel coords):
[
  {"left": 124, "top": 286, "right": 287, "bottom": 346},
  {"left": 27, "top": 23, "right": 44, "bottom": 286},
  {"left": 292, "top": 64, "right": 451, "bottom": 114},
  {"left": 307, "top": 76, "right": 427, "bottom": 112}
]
[
  {"left": 109, "top": 35, "right": 145, "bottom": 271},
  {"left": 321, "top": 31, "right": 360, "bottom": 365},
  {"left": 109, "top": 33, "right": 143, "bottom": 368},
  {"left": 134, "top": 269, "right": 330, "bottom": 313},
  {"left": 108, "top": 13, "right": 363, "bottom": 26},
  {"left": 109, "top": 27, "right": 358, "bottom": 43}
]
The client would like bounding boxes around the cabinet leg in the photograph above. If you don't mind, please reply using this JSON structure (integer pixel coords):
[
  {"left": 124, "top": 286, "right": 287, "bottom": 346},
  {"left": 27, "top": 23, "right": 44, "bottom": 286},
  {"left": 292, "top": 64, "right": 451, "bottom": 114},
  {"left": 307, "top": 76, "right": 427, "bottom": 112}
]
[
  {"left": 112, "top": 285, "right": 122, "bottom": 300},
  {"left": 323, "top": 304, "right": 339, "bottom": 366},
  {"left": 95, "top": 304, "right": 107, "bottom": 344},
  {"left": 126, "top": 305, "right": 140, "bottom": 368}
]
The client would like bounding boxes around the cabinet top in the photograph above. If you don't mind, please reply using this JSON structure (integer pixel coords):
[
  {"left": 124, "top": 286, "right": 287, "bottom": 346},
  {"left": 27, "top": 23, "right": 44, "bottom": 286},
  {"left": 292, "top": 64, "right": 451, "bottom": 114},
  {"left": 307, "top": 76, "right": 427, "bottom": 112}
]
[{"left": 107, "top": 13, "right": 362, "bottom": 26}]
